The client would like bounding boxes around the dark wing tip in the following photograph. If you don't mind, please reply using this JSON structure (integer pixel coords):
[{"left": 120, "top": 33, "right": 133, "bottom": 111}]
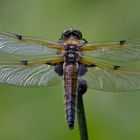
[
  {"left": 15, "top": 34, "right": 22, "bottom": 40},
  {"left": 114, "top": 65, "right": 121, "bottom": 70},
  {"left": 120, "top": 40, "right": 126, "bottom": 45},
  {"left": 20, "top": 60, "right": 28, "bottom": 65}
]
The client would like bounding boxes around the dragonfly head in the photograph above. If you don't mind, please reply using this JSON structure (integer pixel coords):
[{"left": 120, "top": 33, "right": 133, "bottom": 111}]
[{"left": 61, "top": 28, "right": 82, "bottom": 40}]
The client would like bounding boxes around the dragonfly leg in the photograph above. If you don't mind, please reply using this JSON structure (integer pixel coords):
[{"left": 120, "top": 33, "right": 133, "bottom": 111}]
[{"left": 81, "top": 38, "right": 88, "bottom": 44}]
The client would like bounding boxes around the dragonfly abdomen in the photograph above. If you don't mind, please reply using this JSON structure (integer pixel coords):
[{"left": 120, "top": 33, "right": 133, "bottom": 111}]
[{"left": 63, "top": 63, "right": 78, "bottom": 129}]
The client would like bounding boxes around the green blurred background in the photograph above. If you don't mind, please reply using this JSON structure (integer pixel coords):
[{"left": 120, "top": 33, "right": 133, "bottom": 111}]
[{"left": 0, "top": 0, "right": 140, "bottom": 140}]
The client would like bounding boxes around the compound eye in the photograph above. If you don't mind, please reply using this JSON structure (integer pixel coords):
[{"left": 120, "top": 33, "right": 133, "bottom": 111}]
[{"left": 61, "top": 29, "right": 82, "bottom": 39}]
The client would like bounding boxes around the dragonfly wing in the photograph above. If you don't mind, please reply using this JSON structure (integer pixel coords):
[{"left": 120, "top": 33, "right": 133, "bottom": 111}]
[
  {"left": 81, "top": 39, "right": 140, "bottom": 62},
  {"left": 0, "top": 31, "right": 61, "bottom": 56},
  {"left": 80, "top": 57, "right": 140, "bottom": 92},
  {"left": 82, "top": 67, "right": 140, "bottom": 92},
  {"left": 0, "top": 64, "right": 62, "bottom": 87},
  {"left": 0, "top": 57, "right": 63, "bottom": 86}
]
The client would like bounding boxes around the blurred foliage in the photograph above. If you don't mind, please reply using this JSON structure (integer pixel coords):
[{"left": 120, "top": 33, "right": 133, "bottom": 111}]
[{"left": 0, "top": 0, "right": 140, "bottom": 140}]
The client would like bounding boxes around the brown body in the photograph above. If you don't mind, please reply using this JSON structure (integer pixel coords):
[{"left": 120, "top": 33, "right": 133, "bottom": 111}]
[
  {"left": 61, "top": 37, "right": 82, "bottom": 129},
  {"left": 63, "top": 63, "right": 78, "bottom": 129}
]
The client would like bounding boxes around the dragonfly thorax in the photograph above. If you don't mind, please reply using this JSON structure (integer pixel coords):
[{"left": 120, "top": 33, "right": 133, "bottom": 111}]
[{"left": 64, "top": 44, "right": 81, "bottom": 64}]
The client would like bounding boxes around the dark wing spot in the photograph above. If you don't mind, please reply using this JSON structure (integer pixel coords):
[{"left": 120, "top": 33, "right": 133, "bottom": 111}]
[
  {"left": 91, "top": 64, "right": 96, "bottom": 67},
  {"left": 120, "top": 40, "right": 126, "bottom": 45},
  {"left": 21, "top": 60, "right": 28, "bottom": 65},
  {"left": 15, "top": 34, "right": 22, "bottom": 40},
  {"left": 54, "top": 63, "right": 63, "bottom": 76},
  {"left": 78, "top": 64, "right": 87, "bottom": 76},
  {"left": 114, "top": 65, "right": 121, "bottom": 70}
]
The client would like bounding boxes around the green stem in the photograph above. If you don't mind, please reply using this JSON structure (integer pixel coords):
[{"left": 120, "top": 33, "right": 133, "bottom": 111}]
[{"left": 77, "top": 93, "right": 88, "bottom": 140}]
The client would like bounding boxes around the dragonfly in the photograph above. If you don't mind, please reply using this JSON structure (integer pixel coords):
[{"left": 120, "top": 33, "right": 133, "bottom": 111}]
[{"left": 0, "top": 29, "right": 140, "bottom": 129}]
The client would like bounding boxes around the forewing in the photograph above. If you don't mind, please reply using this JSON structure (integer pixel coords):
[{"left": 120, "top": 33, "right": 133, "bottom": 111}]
[
  {"left": 0, "top": 31, "right": 61, "bottom": 56},
  {"left": 81, "top": 39, "right": 140, "bottom": 62},
  {"left": 82, "top": 66, "right": 140, "bottom": 92},
  {"left": 0, "top": 64, "right": 62, "bottom": 87}
]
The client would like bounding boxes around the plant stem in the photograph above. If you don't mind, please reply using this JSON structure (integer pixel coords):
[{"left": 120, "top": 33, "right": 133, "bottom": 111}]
[{"left": 77, "top": 93, "right": 88, "bottom": 140}]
